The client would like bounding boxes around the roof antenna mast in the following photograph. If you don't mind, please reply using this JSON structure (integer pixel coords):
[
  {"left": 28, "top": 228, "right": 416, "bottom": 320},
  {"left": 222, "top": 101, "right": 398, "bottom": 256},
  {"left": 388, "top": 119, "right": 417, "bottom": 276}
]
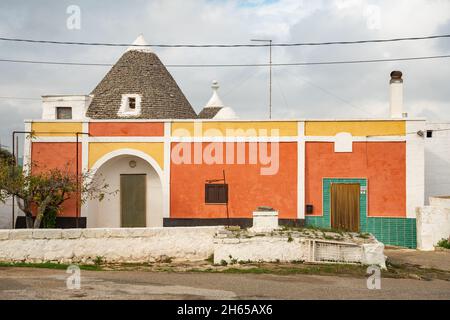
[{"left": 251, "top": 39, "right": 272, "bottom": 119}]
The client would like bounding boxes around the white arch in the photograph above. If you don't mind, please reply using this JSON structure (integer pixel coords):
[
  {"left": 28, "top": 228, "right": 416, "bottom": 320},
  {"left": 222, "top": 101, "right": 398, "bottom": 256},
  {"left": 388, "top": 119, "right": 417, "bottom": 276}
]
[
  {"left": 84, "top": 148, "right": 165, "bottom": 227},
  {"left": 90, "top": 148, "right": 164, "bottom": 182}
]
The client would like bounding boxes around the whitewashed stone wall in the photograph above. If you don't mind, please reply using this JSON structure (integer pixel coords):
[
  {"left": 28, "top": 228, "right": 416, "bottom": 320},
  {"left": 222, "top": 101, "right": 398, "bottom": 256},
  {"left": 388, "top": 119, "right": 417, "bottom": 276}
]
[
  {"left": 214, "top": 236, "right": 309, "bottom": 264},
  {"left": 416, "top": 205, "right": 450, "bottom": 251},
  {"left": 214, "top": 235, "right": 386, "bottom": 268},
  {"left": 0, "top": 227, "right": 221, "bottom": 263}
]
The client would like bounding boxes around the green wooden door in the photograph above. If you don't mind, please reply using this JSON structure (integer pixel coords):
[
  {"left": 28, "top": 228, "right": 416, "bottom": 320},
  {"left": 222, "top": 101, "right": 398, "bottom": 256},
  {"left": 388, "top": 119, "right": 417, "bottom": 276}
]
[{"left": 120, "top": 174, "right": 146, "bottom": 227}]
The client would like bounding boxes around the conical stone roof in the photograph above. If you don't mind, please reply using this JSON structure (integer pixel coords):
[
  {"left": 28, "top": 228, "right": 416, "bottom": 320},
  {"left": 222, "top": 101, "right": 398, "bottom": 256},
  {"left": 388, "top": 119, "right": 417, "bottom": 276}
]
[{"left": 86, "top": 43, "right": 197, "bottom": 119}]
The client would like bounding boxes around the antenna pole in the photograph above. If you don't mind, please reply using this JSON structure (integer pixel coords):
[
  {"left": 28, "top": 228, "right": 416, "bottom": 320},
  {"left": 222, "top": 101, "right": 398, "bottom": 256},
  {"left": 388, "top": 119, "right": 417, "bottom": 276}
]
[{"left": 251, "top": 39, "right": 273, "bottom": 119}]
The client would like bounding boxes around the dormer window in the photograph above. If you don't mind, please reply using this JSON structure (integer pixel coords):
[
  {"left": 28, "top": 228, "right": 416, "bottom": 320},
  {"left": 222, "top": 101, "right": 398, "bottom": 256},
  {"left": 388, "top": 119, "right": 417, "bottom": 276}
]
[
  {"left": 128, "top": 97, "right": 136, "bottom": 109},
  {"left": 118, "top": 94, "right": 141, "bottom": 117}
]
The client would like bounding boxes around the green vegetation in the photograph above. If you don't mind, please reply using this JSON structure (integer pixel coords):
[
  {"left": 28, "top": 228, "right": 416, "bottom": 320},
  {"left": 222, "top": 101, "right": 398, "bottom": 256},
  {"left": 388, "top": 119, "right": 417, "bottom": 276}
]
[
  {"left": 358, "top": 232, "right": 371, "bottom": 239},
  {"left": 94, "top": 256, "right": 104, "bottom": 266},
  {"left": 437, "top": 238, "right": 450, "bottom": 249},
  {"left": 0, "top": 150, "right": 114, "bottom": 229},
  {"left": 205, "top": 254, "right": 214, "bottom": 264},
  {"left": 0, "top": 261, "right": 103, "bottom": 271}
]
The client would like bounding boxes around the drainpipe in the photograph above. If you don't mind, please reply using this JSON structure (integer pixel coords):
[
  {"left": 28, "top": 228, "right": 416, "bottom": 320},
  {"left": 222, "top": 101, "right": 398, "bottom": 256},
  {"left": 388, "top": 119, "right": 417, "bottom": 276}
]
[{"left": 75, "top": 132, "right": 89, "bottom": 229}]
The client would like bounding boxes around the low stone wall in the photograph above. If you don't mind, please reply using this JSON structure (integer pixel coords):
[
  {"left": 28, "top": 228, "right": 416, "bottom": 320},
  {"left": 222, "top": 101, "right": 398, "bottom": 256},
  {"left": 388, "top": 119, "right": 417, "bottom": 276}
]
[
  {"left": 0, "top": 227, "right": 221, "bottom": 264},
  {"left": 416, "top": 206, "right": 450, "bottom": 251},
  {"left": 214, "top": 236, "right": 309, "bottom": 264},
  {"left": 213, "top": 231, "right": 386, "bottom": 268}
]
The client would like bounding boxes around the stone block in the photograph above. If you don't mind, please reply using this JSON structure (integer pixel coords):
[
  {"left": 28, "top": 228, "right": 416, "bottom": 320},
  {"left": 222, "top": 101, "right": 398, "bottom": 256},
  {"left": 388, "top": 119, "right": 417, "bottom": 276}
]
[
  {"left": 250, "top": 211, "right": 279, "bottom": 233},
  {"left": 0, "top": 230, "right": 10, "bottom": 240},
  {"left": 9, "top": 230, "right": 32, "bottom": 240},
  {"left": 32, "top": 229, "right": 62, "bottom": 239}
]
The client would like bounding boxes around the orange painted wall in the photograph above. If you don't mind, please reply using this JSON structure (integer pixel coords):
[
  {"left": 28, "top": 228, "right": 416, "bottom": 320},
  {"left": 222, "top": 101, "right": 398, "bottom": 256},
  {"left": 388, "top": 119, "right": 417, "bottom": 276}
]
[
  {"left": 31, "top": 142, "right": 81, "bottom": 217},
  {"left": 170, "top": 142, "right": 297, "bottom": 219},
  {"left": 305, "top": 142, "right": 406, "bottom": 217},
  {"left": 89, "top": 122, "right": 164, "bottom": 136}
]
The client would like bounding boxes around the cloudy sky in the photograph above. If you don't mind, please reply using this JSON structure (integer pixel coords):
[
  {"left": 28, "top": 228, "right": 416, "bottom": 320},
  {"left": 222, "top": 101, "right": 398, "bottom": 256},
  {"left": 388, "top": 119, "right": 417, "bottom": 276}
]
[{"left": 0, "top": 0, "right": 449, "bottom": 154}]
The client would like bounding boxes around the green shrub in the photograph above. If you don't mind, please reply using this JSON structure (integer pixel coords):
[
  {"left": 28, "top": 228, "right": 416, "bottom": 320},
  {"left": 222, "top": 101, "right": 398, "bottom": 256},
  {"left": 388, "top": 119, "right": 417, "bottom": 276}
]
[{"left": 437, "top": 238, "right": 450, "bottom": 249}]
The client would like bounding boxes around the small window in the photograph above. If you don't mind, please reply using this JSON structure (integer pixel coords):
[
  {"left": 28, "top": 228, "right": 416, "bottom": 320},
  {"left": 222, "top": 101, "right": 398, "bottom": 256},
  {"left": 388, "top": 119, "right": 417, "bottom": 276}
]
[
  {"left": 205, "top": 184, "right": 228, "bottom": 204},
  {"left": 128, "top": 97, "right": 136, "bottom": 109},
  {"left": 56, "top": 107, "right": 72, "bottom": 119},
  {"left": 118, "top": 94, "right": 141, "bottom": 117},
  {"left": 426, "top": 130, "right": 433, "bottom": 138}
]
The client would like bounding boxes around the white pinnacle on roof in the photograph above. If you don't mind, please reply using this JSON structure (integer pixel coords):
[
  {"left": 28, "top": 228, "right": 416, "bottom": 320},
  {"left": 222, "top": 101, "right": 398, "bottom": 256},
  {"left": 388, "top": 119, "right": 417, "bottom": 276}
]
[
  {"left": 204, "top": 80, "right": 225, "bottom": 108},
  {"left": 127, "top": 34, "right": 152, "bottom": 53},
  {"left": 213, "top": 107, "right": 238, "bottom": 120}
]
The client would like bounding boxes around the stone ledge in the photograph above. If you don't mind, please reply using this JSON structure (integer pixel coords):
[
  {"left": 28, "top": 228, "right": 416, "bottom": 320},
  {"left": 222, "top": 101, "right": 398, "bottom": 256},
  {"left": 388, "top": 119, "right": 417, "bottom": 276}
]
[
  {"left": 9, "top": 230, "right": 33, "bottom": 240},
  {"left": 0, "top": 230, "right": 10, "bottom": 240},
  {"left": 0, "top": 226, "right": 223, "bottom": 240},
  {"left": 0, "top": 226, "right": 223, "bottom": 264},
  {"left": 32, "top": 229, "right": 62, "bottom": 239}
]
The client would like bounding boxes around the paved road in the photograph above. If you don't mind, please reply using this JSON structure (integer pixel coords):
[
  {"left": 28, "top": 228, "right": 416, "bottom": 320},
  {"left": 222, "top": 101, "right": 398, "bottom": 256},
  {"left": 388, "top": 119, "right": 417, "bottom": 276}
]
[
  {"left": 385, "top": 248, "right": 450, "bottom": 271},
  {"left": 1, "top": 267, "right": 449, "bottom": 300}
]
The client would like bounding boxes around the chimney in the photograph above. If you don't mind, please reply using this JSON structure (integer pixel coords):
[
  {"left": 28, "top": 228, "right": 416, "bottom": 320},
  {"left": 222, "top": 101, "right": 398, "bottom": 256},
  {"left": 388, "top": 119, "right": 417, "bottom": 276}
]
[{"left": 389, "top": 70, "right": 406, "bottom": 118}]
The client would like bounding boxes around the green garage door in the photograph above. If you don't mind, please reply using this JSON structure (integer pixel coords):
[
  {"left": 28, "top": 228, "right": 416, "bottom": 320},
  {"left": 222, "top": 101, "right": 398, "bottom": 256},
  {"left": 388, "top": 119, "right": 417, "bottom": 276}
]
[{"left": 120, "top": 174, "right": 146, "bottom": 227}]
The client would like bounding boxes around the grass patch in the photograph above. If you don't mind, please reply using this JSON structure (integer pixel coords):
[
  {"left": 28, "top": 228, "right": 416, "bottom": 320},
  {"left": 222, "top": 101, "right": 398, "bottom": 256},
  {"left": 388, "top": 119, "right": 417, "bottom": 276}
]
[
  {"left": 187, "top": 263, "right": 369, "bottom": 277},
  {"left": 0, "top": 261, "right": 103, "bottom": 271},
  {"left": 205, "top": 254, "right": 214, "bottom": 264}
]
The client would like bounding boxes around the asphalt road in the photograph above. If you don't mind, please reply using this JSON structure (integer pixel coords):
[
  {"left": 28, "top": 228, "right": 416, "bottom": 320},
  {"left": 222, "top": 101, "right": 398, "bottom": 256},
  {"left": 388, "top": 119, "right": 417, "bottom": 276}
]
[{"left": 1, "top": 267, "right": 449, "bottom": 300}]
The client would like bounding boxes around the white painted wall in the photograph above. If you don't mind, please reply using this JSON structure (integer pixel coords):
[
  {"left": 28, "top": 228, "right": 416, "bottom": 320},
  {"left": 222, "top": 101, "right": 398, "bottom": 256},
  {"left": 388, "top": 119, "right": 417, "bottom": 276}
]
[
  {"left": 86, "top": 156, "right": 163, "bottom": 228},
  {"left": 425, "top": 122, "right": 450, "bottom": 203},
  {"left": 406, "top": 120, "right": 425, "bottom": 218},
  {"left": 0, "top": 197, "right": 25, "bottom": 229},
  {"left": 0, "top": 199, "right": 12, "bottom": 229},
  {"left": 390, "top": 81, "right": 404, "bottom": 118},
  {"left": 41, "top": 95, "right": 91, "bottom": 120},
  {"left": 0, "top": 227, "right": 220, "bottom": 263},
  {"left": 416, "top": 205, "right": 450, "bottom": 251}
]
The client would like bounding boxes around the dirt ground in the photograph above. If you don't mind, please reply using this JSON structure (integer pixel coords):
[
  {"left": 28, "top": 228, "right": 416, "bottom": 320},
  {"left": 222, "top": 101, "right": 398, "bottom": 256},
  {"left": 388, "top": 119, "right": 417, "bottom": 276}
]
[{"left": 0, "top": 248, "right": 449, "bottom": 300}]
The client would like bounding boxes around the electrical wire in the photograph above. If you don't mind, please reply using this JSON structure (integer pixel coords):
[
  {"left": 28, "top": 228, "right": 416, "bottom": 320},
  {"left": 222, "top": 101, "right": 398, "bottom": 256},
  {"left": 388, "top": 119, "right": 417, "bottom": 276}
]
[
  {"left": 1, "top": 54, "right": 450, "bottom": 68},
  {"left": 1, "top": 34, "right": 449, "bottom": 47}
]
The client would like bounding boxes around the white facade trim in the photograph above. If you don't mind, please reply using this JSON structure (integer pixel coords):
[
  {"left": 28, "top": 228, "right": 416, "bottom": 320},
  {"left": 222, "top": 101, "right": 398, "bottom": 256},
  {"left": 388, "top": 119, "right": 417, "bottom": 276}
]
[
  {"left": 80, "top": 123, "right": 89, "bottom": 218},
  {"left": 22, "top": 122, "right": 32, "bottom": 174},
  {"left": 406, "top": 121, "right": 425, "bottom": 218},
  {"left": 89, "top": 136, "right": 165, "bottom": 143},
  {"left": 334, "top": 132, "right": 353, "bottom": 153},
  {"left": 297, "top": 122, "right": 305, "bottom": 220},
  {"left": 304, "top": 136, "right": 406, "bottom": 142},
  {"left": 170, "top": 136, "right": 299, "bottom": 142},
  {"left": 163, "top": 122, "right": 171, "bottom": 218}
]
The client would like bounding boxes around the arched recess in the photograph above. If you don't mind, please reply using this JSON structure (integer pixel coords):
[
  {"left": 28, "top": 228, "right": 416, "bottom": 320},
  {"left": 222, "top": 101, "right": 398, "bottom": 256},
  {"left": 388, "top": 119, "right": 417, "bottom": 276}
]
[{"left": 85, "top": 148, "right": 164, "bottom": 228}]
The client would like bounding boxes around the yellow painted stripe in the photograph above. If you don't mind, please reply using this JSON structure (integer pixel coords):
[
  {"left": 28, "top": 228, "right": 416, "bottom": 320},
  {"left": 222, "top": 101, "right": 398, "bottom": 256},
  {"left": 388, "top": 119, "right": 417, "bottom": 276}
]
[
  {"left": 172, "top": 121, "right": 298, "bottom": 137},
  {"left": 305, "top": 121, "right": 405, "bottom": 136},
  {"left": 32, "top": 122, "right": 83, "bottom": 136},
  {"left": 88, "top": 142, "right": 164, "bottom": 170}
]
